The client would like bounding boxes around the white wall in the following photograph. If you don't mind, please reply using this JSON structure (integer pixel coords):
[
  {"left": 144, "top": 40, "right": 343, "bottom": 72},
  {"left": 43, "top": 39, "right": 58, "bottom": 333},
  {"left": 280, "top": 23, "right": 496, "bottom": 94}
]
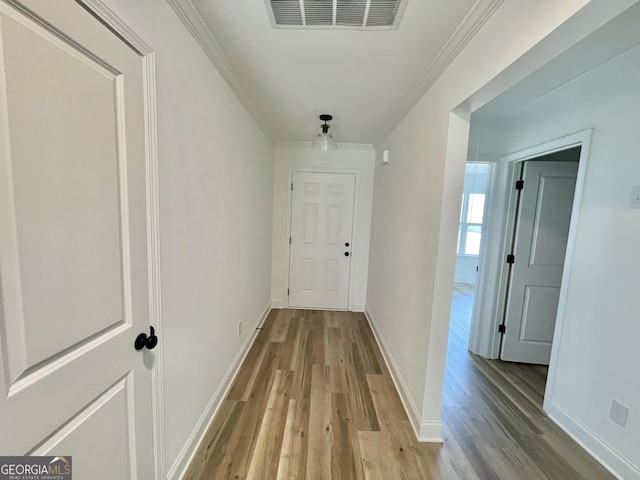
[
  {"left": 98, "top": 1, "right": 274, "bottom": 477},
  {"left": 365, "top": 0, "right": 640, "bottom": 441},
  {"left": 474, "top": 42, "right": 640, "bottom": 479},
  {"left": 271, "top": 143, "right": 375, "bottom": 311},
  {"left": 454, "top": 256, "right": 477, "bottom": 283}
]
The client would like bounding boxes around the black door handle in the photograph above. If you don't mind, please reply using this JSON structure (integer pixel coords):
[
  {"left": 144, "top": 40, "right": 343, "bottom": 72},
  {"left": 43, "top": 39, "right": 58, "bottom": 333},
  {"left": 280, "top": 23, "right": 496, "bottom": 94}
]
[
  {"left": 135, "top": 326, "right": 158, "bottom": 351},
  {"left": 344, "top": 252, "right": 350, "bottom": 257}
]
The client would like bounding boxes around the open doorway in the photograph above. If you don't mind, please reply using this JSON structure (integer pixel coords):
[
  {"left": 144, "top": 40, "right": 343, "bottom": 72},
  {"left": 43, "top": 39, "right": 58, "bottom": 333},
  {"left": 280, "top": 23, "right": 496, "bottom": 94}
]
[
  {"left": 448, "top": 162, "right": 490, "bottom": 348},
  {"left": 462, "top": 131, "right": 591, "bottom": 414},
  {"left": 445, "top": 142, "right": 586, "bottom": 414},
  {"left": 439, "top": 7, "right": 640, "bottom": 474},
  {"left": 455, "top": 163, "right": 490, "bottom": 283}
]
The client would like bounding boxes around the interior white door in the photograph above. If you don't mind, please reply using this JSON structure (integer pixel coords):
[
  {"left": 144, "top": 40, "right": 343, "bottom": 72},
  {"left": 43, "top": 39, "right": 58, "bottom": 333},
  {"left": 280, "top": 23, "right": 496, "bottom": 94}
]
[
  {"left": 501, "top": 160, "right": 578, "bottom": 364},
  {"left": 288, "top": 172, "right": 356, "bottom": 310},
  {"left": 0, "top": 1, "right": 154, "bottom": 478}
]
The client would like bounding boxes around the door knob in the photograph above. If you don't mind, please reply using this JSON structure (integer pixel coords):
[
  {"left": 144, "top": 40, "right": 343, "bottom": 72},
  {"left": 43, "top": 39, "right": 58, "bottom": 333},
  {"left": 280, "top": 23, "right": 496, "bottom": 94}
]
[
  {"left": 345, "top": 242, "right": 350, "bottom": 247},
  {"left": 135, "top": 326, "right": 158, "bottom": 351},
  {"left": 344, "top": 252, "right": 350, "bottom": 257}
]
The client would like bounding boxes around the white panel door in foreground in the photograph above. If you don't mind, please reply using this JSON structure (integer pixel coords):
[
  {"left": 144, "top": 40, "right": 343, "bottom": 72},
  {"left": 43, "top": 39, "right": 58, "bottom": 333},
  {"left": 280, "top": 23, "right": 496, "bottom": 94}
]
[{"left": 0, "top": 1, "right": 154, "bottom": 478}]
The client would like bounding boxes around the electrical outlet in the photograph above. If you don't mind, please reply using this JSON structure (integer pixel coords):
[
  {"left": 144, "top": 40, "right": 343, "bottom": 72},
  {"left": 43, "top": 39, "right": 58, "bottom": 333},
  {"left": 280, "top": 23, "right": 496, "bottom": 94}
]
[
  {"left": 237, "top": 321, "right": 242, "bottom": 337},
  {"left": 610, "top": 400, "right": 629, "bottom": 427}
]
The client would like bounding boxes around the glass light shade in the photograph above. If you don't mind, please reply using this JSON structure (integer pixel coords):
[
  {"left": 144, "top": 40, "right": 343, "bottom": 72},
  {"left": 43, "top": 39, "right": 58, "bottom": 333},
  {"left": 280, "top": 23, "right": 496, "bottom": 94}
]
[{"left": 311, "top": 132, "right": 337, "bottom": 151}]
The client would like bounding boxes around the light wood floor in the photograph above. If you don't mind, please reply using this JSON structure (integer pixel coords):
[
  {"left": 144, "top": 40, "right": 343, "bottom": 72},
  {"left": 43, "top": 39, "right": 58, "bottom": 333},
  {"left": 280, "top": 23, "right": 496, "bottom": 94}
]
[{"left": 184, "top": 285, "right": 615, "bottom": 479}]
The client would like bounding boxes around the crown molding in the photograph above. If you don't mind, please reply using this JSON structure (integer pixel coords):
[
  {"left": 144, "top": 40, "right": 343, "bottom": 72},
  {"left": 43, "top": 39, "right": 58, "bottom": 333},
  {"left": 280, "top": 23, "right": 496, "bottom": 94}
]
[
  {"left": 167, "top": 0, "right": 502, "bottom": 145},
  {"left": 376, "top": 0, "right": 505, "bottom": 142},
  {"left": 166, "top": 0, "right": 275, "bottom": 140}
]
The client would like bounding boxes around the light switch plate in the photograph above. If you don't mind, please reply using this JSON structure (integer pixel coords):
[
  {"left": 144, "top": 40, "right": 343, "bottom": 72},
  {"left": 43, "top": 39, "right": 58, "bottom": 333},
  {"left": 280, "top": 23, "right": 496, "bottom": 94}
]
[{"left": 630, "top": 185, "right": 640, "bottom": 209}]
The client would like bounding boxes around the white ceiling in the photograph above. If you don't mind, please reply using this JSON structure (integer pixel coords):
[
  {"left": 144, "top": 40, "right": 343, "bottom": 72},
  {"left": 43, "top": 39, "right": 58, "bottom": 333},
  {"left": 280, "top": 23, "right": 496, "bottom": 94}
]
[
  {"left": 169, "top": 0, "right": 502, "bottom": 144},
  {"left": 473, "top": 3, "right": 640, "bottom": 122}
]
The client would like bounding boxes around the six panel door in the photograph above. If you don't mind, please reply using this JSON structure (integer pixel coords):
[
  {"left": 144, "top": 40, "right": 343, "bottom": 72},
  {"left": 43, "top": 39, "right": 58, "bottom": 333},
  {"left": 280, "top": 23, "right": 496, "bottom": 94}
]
[{"left": 288, "top": 172, "right": 356, "bottom": 310}]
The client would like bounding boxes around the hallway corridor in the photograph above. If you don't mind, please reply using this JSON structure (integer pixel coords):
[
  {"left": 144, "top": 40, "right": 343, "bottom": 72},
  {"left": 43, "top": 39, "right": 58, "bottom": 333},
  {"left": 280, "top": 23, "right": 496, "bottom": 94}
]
[{"left": 184, "top": 300, "right": 614, "bottom": 479}]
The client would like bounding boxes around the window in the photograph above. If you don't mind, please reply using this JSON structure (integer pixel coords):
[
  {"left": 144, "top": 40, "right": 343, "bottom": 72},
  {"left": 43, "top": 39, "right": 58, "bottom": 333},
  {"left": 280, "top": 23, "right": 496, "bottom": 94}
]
[{"left": 458, "top": 163, "right": 489, "bottom": 256}]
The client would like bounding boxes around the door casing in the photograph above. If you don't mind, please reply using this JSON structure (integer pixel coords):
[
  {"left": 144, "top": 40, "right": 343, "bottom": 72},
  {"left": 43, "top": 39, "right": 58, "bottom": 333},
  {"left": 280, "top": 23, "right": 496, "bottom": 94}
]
[
  {"left": 62, "top": 1, "right": 166, "bottom": 477},
  {"left": 284, "top": 167, "right": 362, "bottom": 311}
]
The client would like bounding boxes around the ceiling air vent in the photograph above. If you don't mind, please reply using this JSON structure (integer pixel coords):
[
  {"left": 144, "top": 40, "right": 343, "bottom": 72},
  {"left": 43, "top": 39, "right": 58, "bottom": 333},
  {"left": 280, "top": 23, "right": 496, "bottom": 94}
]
[{"left": 267, "top": 0, "right": 407, "bottom": 30}]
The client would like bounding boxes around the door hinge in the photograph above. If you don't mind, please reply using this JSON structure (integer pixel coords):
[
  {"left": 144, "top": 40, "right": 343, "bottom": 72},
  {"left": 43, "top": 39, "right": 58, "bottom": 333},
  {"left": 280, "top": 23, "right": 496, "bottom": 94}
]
[
  {"left": 289, "top": 236, "right": 291, "bottom": 245},
  {"left": 287, "top": 289, "right": 290, "bottom": 296},
  {"left": 291, "top": 182, "right": 293, "bottom": 191},
  {"left": 498, "top": 324, "right": 506, "bottom": 334},
  {"left": 506, "top": 254, "right": 515, "bottom": 264},
  {"left": 515, "top": 180, "right": 524, "bottom": 190}
]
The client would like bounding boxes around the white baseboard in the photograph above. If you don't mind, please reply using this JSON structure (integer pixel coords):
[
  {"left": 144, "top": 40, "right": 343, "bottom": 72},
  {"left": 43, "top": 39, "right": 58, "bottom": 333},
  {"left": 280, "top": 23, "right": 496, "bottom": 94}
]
[
  {"left": 364, "top": 307, "right": 435, "bottom": 442},
  {"left": 271, "top": 300, "right": 285, "bottom": 308},
  {"left": 167, "top": 303, "right": 271, "bottom": 480},
  {"left": 351, "top": 303, "right": 365, "bottom": 312},
  {"left": 419, "top": 421, "right": 443, "bottom": 442},
  {"left": 545, "top": 400, "right": 640, "bottom": 480}
]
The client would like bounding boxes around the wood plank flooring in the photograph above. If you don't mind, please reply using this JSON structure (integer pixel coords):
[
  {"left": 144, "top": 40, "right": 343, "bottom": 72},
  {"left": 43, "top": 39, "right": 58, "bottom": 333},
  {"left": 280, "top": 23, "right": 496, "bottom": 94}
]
[{"left": 184, "top": 287, "right": 615, "bottom": 479}]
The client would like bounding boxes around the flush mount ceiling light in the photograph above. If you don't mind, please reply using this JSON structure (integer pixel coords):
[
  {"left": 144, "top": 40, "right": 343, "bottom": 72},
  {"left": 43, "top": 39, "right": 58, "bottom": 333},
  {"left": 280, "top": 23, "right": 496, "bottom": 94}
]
[
  {"left": 311, "top": 114, "right": 337, "bottom": 151},
  {"left": 267, "top": 0, "right": 407, "bottom": 30}
]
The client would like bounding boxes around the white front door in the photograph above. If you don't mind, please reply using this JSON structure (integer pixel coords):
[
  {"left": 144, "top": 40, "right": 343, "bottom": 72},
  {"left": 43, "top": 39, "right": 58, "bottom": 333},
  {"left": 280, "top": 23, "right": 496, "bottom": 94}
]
[
  {"left": 501, "top": 159, "right": 578, "bottom": 364},
  {"left": 0, "top": 1, "right": 154, "bottom": 478},
  {"left": 288, "top": 172, "right": 356, "bottom": 310}
]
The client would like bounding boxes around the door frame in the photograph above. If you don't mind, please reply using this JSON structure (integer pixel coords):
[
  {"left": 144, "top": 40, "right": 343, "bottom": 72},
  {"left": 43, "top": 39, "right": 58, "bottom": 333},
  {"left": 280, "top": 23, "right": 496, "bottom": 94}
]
[
  {"left": 74, "top": 2, "right": 165, "bottom": 478},
  {"left": 469, "top": 130, "right": 592, "bottom": 372},
  {"left": 284, "top": 168, "right": 361, "bottom": 311}
]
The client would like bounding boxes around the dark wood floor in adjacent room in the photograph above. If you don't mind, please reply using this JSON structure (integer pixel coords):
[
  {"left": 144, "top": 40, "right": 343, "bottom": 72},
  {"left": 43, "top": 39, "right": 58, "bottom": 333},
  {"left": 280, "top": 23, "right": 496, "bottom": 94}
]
[{"left": 184, "top": 285, "right": 615, "bottom": 479}]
